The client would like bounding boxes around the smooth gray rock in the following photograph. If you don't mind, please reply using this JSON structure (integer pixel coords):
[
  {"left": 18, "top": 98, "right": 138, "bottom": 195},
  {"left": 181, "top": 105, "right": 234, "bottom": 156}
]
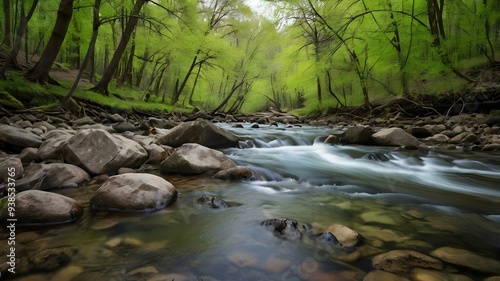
[
  {"left": 157, "top": 119, "right": 238, "bottom": 148},
  {"left": 341, "top": 126, "right": 373, "bottom": 145},
  {"left": 0, "top": 157, "right": 23, "bottom": 182},
  {"left": 90, "top": 173, "right": 177, "bottom": 212},
  {"left": 372, "top": 128, "right": 420, "bottom": 148},
  {"left": 0, "top": 190, "right": 83, "bottom": 226},
  {"left": 160, "top": 143, "right": 236, "bottom": 175},
  {"left": 15, "top": 163, "right": 90, "bottom": 191},
  {"left": 0, "top": 124, "right": 42, "bottom": 149}
]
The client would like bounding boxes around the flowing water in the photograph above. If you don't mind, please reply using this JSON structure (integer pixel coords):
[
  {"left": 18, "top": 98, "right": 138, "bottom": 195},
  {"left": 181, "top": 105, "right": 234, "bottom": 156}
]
[{"left": 8, "top": 124, "right": 500, "bottom": 280}]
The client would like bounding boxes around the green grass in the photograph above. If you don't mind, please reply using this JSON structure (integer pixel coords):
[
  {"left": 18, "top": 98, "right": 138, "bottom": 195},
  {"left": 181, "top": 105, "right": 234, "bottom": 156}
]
[{"left": 0, "top": 70, "right": 187, "bottom": 114}]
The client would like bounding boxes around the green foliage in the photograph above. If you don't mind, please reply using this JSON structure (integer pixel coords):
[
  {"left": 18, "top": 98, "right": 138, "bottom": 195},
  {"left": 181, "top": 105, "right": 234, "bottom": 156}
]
[{"left": 0, "top": 0, "right": 495, "bottom": 115}]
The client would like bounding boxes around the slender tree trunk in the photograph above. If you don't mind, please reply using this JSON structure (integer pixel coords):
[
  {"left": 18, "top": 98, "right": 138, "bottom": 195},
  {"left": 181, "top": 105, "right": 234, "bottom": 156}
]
[
  {"left": 117, "top": 41, "right": 135, "bottom": 88},
  {"left": 62, "top": 0, "right": 101, "bottom": 105},
  {"left": 172, "top": 53, "right": 198, "bottom": 104},
  {"left": 212, "top": 75, "right": 246, "bottom": 114},
  {"left": 188, "top": 62, "right": 202, "bottom": 105},
  {"left": 2, "top": 0, "right": 12, "bottom": 48},
  {"left": 25, "top": 0, "right": 73, "bottom": 85},
  {"left": 326, "top": 70, "right": 344, "bottom": 107},
  {"left": 0, "top": 0, "right": 39, "bottom": 79},
  {"left": 90, "top": 0, "right": 147, "bottom": 95},
  {"left": 134, "top": 47, "right": 149, "bottom": 87}
]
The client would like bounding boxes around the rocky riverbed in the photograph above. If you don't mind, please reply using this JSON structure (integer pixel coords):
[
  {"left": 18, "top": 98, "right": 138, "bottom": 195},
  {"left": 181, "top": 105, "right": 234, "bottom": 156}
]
[{"left": 0, "top": 109, "right": 500, "bottom": 280}]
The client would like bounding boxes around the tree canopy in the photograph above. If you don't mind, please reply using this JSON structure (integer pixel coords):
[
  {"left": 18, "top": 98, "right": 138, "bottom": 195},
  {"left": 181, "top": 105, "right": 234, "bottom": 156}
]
[{"left": 1, "top": 0, "right": 498, "bottom": 114}]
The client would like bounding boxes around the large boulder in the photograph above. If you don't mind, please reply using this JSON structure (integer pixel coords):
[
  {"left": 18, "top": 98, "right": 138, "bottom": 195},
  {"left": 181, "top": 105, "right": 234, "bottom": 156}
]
[
  {"left": 157, "top": 119, "right": 239, "bottom": 148},
  {"left": 62, "top": 129, "right": 148, "bottom": 174},
  {"left": 371, "top": 128, "right": 420, "bottom": 148},
  {"left": 14, "top": 163, "right": 90, "bottom": 191},
  {"left": 372, "top": 250, "right": 443, "bottom": 274},
  {"left": 90, "top": 173, "right": 177, "bottom": 212},
  {"left": 341, "top": 126, "right": 374, "bottom": 145},
  {"left": 0, "top": 124, "right": 42, "bottom": 151},
  {"left": 0, "top": 190, "right": 83, "bottom": 226},
  {"left": 160, "top": 143, "right": 236, "bottom": 175}
]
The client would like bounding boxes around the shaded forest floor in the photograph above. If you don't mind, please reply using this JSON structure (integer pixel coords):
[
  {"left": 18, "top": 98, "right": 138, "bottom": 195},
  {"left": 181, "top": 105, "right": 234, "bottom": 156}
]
[{"left": 1, "top": 47, "right": 499, "bottom": 121}]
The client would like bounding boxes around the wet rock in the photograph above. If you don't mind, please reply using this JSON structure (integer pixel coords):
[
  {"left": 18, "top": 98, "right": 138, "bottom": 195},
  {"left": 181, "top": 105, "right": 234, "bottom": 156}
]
[
  {"left": 409, "top": 127, "right": 432, "bottom": 138},
  {"left": 108, "top": 113, "right": 126, "bottom": 123},
  {"left": 371, "top": 128, "right": 420, "bottom": 148},
  {"left": 430, "top": 247, "right": 500, "bottom": 274},
  {"left": 372, "top": 249, "right": 443, "bottom": 273},
  {"left": 426, "top": 133, "right": 450, "bottom": 142},
  {"left": 112, "top": 122, "right": 138, "bottom": 133},
  {"left": 73, "top": 116, "right": 95, "bottom": 126},
  {"left": 0, "top": 157, "right": 23, "bottom": 182},
  {"left": 461, "top": 133, "right": 480, "bottom": 144},
  {"left": 483, "top": 144, "right": 500, "bottom": 151},
  {"left": 324, "top": 134, "right": 340, "bottom": 144},
  {"left": 37, "top": 132, "right": 73, "bottom": 160},
  {"left": 260, "top": 256, "right": 291, "bottom": 274},
  {"left": 15, "top": 163, "right": 90, "bottom": 191},
  {"left": 50, "top": 265, "right": 84, "bottom": 281},
  {"left": 62, "top": 129, "right": 148, "bottom": 174},
  {"left": 90, "top": 173, "right": 177, "bottom": 212},
  {"left": 213, "top": 166, "right": 254, "bottom": 180},
  {"left": 127, "top": 265, "right": 158, "bottom": 276},
  {"left": 341, "top": 125, "right": 373, "bottom": 144},
  {"left": 410, "top": 268, "right": 474, "bottom": 281},
  {"left": 144, "top": 144, "right": 173, "bottom": 164},
  {"left": 160, "top": 143, "right": 236, "bottom": 175},
  {"left": 250, "top": 123, "right": 260, "bottom": 128},
  {"left": 31, "top": 247, "right": 77, "bottom": 271},
  {"left": 449, "top": 132, "right": 469, "bottom": 143},
  {"left": 157, "top": 119, "right": 239, "bottom": 148},
  {"left": 19, "top": 147, "right": 40, "bottom": 163},
  {"left": 0, "top": 124, "right": 43, "bottom": 151},
  {"left": 261, "top": 218, "right": 307, "bottom": 241},
  {"left": 0, "top": 190, "right": 83, "bottom": 226},
  {"left": 228, "top": 251, "right": 260, "bottom": 268},
  {"left": 197, "top": 195, "right": 229, "bottom": 209},
  {"left": 355, "top": 225, "right": 408, "bottom": 243},
  {"left": 326, "top": 224, "right": 363, "bottom": 247},
  {"left": 316, "top": 231, "right": 339, "bottom": 245},
  {"left": 363, "top": 270, "right": 410, "bottom": 281},
  {"left": 360, "top": 211, "right": 403, "bottom": 226}
]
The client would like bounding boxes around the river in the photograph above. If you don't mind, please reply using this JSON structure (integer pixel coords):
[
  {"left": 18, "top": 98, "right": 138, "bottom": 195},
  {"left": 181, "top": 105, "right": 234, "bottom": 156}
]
[{"left": 12, "top": 123, "right": 500, "bottom": 280}]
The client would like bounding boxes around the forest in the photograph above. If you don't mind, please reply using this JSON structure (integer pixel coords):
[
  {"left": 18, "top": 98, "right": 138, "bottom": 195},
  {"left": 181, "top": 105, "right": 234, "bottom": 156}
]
[{"left": 0, "top": 0, "right": 499, "bottom": 116}]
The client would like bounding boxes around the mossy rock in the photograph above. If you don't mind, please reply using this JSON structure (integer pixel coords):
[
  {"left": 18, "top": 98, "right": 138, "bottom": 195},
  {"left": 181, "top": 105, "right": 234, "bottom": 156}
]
[{"left": 0, "top": 91, "right": 25, "bottom": 109}]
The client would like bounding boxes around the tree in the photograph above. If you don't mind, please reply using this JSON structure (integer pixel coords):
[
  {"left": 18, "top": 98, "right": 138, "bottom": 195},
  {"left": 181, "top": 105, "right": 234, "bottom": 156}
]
[
  {"left": 90, "top": 0, "right": 147, "bottom": 95},
  {"left": 2, "top": 0, "right": 12, "bottom": 48},
  {"left": 25, "top": 0, "right": 73, "bottom": 85},
  {"left": 0, "top": 0, "right": 40, "bottom": 79},
  {"left": 62, "top": 0, "right": 102, "bottom": 105}
]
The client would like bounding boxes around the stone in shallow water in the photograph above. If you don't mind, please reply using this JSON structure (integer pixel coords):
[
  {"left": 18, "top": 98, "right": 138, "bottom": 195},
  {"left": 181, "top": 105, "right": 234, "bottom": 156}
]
[
  {"left": 90, "top": 173, "right": 177, "bottom": 212},
  {"left": 261, "top": 218, "right": 307, "bottom": 241},
  {"left": 325, "top": 224, "right": 363, "bottom": 247},
  {"left": 197, "top": 195, "right": 229, "bottom": 209},
  {"left": 360, "top": 211, "right": 403, "bottom": 226},
  {"left": 227, "top": 251, "right": 259, "bottom": 268},
  {"left": 127, "top": 265, "right": 159, "bottom": 276},
  {"left": 0, "top": 190, "right": 83, "bottom": 226},
  {"left": 50, "top": 265, "right": 84, "bottom": 281},
  {"left": 372, "top": 249, "right": 443, "bottom": 273},
  {"left": 410, "top": 268, "right": 474, "bottom": 281},
  {"left": 363, "top": 270, "right": 410, "bottom": 281},
  {"left": 430, "top": 247, "right": 500, "bottom": 274}
]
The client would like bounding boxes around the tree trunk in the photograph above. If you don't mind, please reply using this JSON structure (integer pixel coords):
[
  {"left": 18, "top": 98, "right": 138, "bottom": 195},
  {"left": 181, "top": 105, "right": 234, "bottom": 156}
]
[
  {"left": 0, "top": 0, "right": 39, "bottom": 79},
  {"left": 62, "top": 0, "right": 101, "bottom": 105},
  {"left": 117, "top": 41, "right": 135, "bottom": 88},
  {"left": 188, "top": 62, "right": 202, "bottom": 105},
  {"left": 90, "top": 0, "right": 147, "bottom": 95},
  {"left": 25, "top": 0, "right": 73, "bottom": 85},
  {"left": 316, "top": 75, "right": 322, "bottom": 105},
  {"left": 212, "top": 76, "right": 246, "bottom": 114},
  {"left": 172, "top": 54, "right": 198, "bottom": 105},
  {"left": 2, "top": 0, "right": 12, "bottom": 48},
  {"left": 326, "top": 70, "right": 344, "bottom": 107},
  {"left": 135, "top": 47, "right": 149, "bottom": 87}
]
